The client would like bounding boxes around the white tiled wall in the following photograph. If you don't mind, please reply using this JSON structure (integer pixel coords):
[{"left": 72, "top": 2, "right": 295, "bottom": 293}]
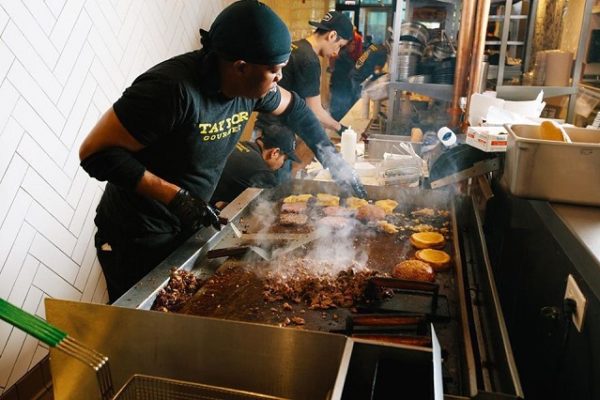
[{"left": 0, "top": 0, "right": 232, "bottom": 393}]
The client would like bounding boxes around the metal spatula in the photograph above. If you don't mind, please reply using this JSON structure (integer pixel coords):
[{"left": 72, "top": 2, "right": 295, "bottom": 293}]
[{"left": 0, "top": 298, "right": 114, "bottom": 399}]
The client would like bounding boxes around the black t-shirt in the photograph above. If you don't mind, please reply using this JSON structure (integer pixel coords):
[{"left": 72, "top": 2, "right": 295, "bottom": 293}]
[
  {"left": 96, "top": 50, "right": 280, "bottom": 241},
  {"left": 330, "top": 47, "right": 355, "bottom": 91},
  {"left": 210, "top": 141, "right": 278, "bottom": 204},
  {"left": 350, "top": 43, "right": 387, "bottom": 83},
  {"left": 279, "top": 39, "right": 321, "bottom": 97},
  {"left": 256, "top": 39, "right": 321, "bottom": 130}
]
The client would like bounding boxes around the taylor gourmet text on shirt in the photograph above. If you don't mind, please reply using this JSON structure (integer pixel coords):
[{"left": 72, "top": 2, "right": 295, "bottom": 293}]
[{"left": 197, "top": 111, "right": 250, "bottom": 141}]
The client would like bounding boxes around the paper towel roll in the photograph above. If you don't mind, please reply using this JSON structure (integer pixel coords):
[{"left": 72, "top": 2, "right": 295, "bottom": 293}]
[{"left": 544, "top": 50, "right": 573, "bottom": 86}]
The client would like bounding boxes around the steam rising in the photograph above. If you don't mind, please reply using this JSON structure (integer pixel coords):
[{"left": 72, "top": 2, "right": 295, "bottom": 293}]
[{"left": 306, "top": 218, "right": 370, "bottom": 274}]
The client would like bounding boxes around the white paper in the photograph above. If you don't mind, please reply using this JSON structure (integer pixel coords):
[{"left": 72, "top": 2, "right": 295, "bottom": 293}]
[
  {"left": 468, "top": 93, "right": 505, "bottom": 126},
  {"left": 469, "top": 90, "right": 545, "bottom": 126}
]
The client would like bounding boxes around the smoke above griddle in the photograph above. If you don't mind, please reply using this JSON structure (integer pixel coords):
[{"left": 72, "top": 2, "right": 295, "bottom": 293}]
[
  {"left": 306, "top": 218, "right": 370, "bottom": 274},
  {"left": 243, "top": 196, "right": 372, "bottom": 278}
]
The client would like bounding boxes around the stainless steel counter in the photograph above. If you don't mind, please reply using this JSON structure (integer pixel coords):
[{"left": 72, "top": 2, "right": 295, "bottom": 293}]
[
  {"left": 528, "top": 200, "right": 600, "bottom": 302},
  {"left": 551, "top": 203, "right": 600, "bottom": 264}
]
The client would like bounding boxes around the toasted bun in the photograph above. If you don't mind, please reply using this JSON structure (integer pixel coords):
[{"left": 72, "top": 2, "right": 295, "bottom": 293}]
[
  {"left": 415, "top": 249, "right": 451, "bottom": 271},
  {"left": 346, "top": 197, "right": 369, "bottom": 209},
  {"left": 410, "top": 231, "right": 445, "bottom": 249},
  {"left": 375, "top": 199, "right": 398, "bottom": 214},
  {"left": 392, "top": 259, "right": 435, "bottom": 282},
  {"left": 283, "top": 194, "right": 313, "bottom": 203}
]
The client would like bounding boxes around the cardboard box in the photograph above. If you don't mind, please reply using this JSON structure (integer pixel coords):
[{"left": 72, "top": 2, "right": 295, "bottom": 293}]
[{"left": 466, "top": 126, "right": 508, "bottom": 152}]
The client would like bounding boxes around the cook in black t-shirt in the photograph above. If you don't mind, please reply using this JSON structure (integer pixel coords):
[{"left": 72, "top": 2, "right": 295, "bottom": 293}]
[
  {"left": 255, "top": 11, "right": 354, "bottom": 179},
  {"left": 78, "top": 1, "right": 366, "bottom": 302},
  {"left": 211, "top": 125, "right": 299, "bottom": 207}
]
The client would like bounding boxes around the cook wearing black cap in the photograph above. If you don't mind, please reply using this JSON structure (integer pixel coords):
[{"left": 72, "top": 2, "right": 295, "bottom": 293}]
[
  {"left": 78, "top": 0, "right": 366, "bottom": 302},
  {"left": 211, "top": 125, "right": 299, "bottom": 208},
  {"left": 255, "top": 10, "right": 355, "bottom": 180}
]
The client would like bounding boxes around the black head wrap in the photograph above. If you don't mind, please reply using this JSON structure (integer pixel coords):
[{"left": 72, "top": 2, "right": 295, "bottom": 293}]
[{"left": 200, "top": 0, "right": 291, "bottom": 65}]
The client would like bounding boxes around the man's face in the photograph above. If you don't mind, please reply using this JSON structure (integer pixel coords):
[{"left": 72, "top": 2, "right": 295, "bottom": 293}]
[
  {"left": 240, "top": 62, "right": 286, "bottom": 98},
  {"left": 323, "top": 33, "right": 349, "bottom": 59},
  {"left": 264, "top": 149, "right": 286, "bottom": 170}
]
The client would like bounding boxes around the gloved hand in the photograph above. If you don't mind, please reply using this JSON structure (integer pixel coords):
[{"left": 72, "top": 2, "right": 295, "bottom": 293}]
[
  {"left": 346, "top": 169, "right": 368, "bottom": 199},
  {"left": 336, "top": 124, "right": 349, "bottom": 136},
  {"left": 328, "top": 152, "right": 368, "bottom": 199},
  {"left": 168, "top": 189, "right": 222, "bottom": 231}
]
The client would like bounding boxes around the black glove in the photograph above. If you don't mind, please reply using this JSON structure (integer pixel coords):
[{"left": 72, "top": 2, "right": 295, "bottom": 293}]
[
  {"left": 347, "top": 170, "right": 368, "bottom": 199},
  {"left": 168, "top": 189, "right": 222, "bottom": 231},
  {"left": 336, "top": 124, "right": 349, "bottom": 136},
  {"left": 328, "top": 152, "right": 368, "bottom": 199}
]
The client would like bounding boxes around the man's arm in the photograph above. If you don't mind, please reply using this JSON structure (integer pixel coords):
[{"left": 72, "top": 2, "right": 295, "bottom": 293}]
[
  {"left": 270, "top": 87, "right": 367, "bottom": 198},
  {"left": 304, "top": 95, "right": 342, "bottom": 131},
  {"left": 79, "top": 107, "right": 222, "bottom": 230},
  {"left": 79, "top": 108, "right": 180, "bottom": 205}
]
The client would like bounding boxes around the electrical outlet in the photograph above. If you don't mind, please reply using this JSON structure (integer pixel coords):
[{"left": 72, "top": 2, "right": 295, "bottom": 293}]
[{"left": 564, "top": 274, "right": 587, "bottom": 332}]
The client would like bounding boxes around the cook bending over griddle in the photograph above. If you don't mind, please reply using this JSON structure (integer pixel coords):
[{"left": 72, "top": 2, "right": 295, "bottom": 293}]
[{"left": 78, "top": 0, "right": 367, "bottom": 303}]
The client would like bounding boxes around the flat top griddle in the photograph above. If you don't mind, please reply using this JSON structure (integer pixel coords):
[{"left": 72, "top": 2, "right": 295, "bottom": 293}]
[{"left": 153, "top": 196, "right": 464, "bottom": 394}]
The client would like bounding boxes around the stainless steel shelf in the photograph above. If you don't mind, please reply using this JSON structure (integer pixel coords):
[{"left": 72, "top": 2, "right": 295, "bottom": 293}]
[
  {"left": 496, "top": 85, "right": 578, "bottom": 101},
  {"left": 488, "top": 15, "right": 528, "bottom": 20},
  {"left": 390, "top": 82, "right": 454, "bottom": 102},
  {"left": 485, "top": 41, "right": 524, "bottom": 46}
]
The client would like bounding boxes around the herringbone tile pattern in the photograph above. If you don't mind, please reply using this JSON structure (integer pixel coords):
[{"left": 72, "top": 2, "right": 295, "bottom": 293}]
[{"left": 0, "top": 0, "right": 231, "bottom": 392}]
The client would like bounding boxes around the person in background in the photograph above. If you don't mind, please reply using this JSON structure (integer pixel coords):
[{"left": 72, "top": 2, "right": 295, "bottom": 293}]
[
  {"left": 330, "top": 40, "right": 389, "bottom": 121},
  {"left": 78, "top": 0, "right": 366, "bottom": 303},
  {"left": 329, "top": 41, "right": 357, "bottom": 121},
  {"left": 349, "top": 41, "right": 389, "bottom": 104},
  {"left": 211, "top": 125, "right": 299, "bottom": 209},
  {"left": 362, "top": 34, "right": 373, "bottom": 52},
  {"left": 350, "top": 27, "right": 363, "bottom": 61},
  {"left": 255, "top": 11, "right": 354, "bottom": 181}
]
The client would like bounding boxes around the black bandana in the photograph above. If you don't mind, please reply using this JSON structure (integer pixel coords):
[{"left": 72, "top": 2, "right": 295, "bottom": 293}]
[{"left": 201, "top": 0, "right": 291, "bottom": 65}]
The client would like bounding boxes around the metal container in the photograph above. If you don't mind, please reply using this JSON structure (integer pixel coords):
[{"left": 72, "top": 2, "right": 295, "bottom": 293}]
[
  {"left": 400, "top": 21, "right": 430, "bottom": 45},
  {"left": 46, "top": 299, "right": 443, "bottom": 400},
  {"left": 365, "top": 133, "right": 422, "bottom": 158},
  {"left": 502, "top": 124, "right": 600, "bottom": 206},
  {"left": 46, "top": 299, "right": 351, "bottom": 400}
]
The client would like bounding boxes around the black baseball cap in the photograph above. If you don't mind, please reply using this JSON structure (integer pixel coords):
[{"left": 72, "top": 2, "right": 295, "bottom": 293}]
[
  {"left": 200, "top": 0, "right": 291, "bottom": 65},
  {"left": 309, "top": 11, "right": 353, "bottom": 41},
  {"left": 260, "top": 125, "right": 299, "bottom": 162}
]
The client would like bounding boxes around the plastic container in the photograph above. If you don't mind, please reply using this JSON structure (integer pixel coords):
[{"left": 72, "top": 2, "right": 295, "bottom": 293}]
[
  {"left": 340, "top": 127, "right": 357, "bottom": 164},
  {"left": 502, "top": 124, "right": 600, "bottom": 206},
  {"left": 437, "top": 127, "right": 457, "bottom": 148}
]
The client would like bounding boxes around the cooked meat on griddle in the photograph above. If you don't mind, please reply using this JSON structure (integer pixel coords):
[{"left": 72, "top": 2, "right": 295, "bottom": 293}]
[
  {"left": 356, "top": 204, "right": 386, "bottom": 222},
  {"left": 279, "top": 212, "right": 309, "bottom": 226},
  {"left": 322, "top": 206, "right": 355, "bottom": 217},
  {"left": 318, "top": 216, "right": 355, "bottom": 229},
  {"left": 392, "top": 259, "right": 435, "bottom": 282},
  {"left": 151, "top": 268, "right": 201, "bottom": 312},
  {"left": 263, "top": 265, "right": 381, "bottom": 310},
  {"left": 281, "top": 202, "right": 308, "bottom": 214}
]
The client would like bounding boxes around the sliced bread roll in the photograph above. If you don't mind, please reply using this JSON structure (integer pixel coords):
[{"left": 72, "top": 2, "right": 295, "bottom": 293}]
[
  {"left": 415, "top": 249, "right": 451, "bottom": 271},
  {"left": 410, "top": 231, "right": 445, "bottom": 249}
]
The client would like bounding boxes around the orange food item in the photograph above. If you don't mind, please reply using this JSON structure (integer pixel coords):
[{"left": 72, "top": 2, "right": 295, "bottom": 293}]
[
  {"left": 392, "top": 260, "right": 435, "bottom": 282},
  {"left": 410, "top": 231, "right": 445, "bottom": 249},
  {"left": 415, "top": 249, "right": 451, "bottom": 271}
]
